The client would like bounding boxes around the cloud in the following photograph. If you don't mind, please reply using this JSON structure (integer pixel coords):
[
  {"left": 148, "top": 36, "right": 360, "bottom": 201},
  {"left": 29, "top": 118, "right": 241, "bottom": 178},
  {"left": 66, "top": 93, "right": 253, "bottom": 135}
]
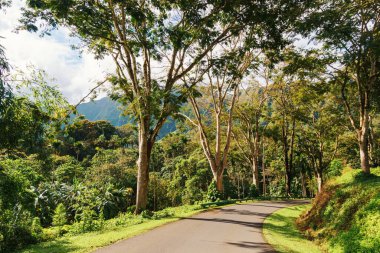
[{"left": 0, "top": 0, "right": 113, "bottom": 103}]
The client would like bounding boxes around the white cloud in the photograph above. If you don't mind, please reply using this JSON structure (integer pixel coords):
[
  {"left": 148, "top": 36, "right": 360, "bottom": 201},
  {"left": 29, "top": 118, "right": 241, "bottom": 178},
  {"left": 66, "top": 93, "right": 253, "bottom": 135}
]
[{"left": 0, "top": 0, "right": 113, "bottom": 103}]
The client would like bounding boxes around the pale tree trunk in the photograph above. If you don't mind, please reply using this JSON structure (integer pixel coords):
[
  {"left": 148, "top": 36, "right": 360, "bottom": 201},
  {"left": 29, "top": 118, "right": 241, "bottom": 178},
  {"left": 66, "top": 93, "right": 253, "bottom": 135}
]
[
  {"left": 185, "top": 51, "right": 252, "bottom": 195},
  {"left": 358, "top": 126, "right": 370, "bottom": 174},
  {"left": 316, "top": 172, "right": 323, "bottom": 193},
  {"left": 252, "top": 158, "right": 259, "bottom": 190},
  {"left": 135, "top": 122, "right": 150, "bottom": 213},
  {"left": 341, "top": 70, "right": 372, "bottom": 174},
  {"left": 252, "top": 120, "right": 260, "bottom": 192}
]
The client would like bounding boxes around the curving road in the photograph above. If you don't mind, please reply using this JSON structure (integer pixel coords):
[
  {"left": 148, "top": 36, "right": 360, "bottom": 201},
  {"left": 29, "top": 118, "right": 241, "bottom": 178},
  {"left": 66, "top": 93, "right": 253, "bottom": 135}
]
[{"left": 93, "top": 200, "right": 309, "bottom": 253}]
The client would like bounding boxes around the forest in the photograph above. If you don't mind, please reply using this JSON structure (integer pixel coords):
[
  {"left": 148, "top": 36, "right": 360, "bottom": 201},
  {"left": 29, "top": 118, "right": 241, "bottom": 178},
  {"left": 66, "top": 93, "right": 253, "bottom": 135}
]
[{"left": 0, "top": 0, "right": 379, "bottom": 252}]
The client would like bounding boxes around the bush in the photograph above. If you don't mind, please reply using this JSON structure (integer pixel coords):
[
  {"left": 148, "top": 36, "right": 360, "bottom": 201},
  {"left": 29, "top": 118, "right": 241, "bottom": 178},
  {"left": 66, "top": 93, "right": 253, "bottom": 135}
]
[
  {"left": 206, "top": 180, "right": 222, "bottom": 202},
  {"left": 140, "top": 210, "right": 154, "bottom": 219},
  {"left": 31, "top": 217, "right": 43, "bottom": 240},
  {"left": 297, "top": 167, "right": 380, "bottom": 253},
  {"left": 326, "top": 159, "right": 344, "bottom": 178},
  {"left": 52, "top": 203, "right": 67, "bottom": 235},
  {"left": 80, "top": 207, "right": 98, "bottom": 232},
  {"left": 248, "top": 184, "right": 259, "bottom": 198}
]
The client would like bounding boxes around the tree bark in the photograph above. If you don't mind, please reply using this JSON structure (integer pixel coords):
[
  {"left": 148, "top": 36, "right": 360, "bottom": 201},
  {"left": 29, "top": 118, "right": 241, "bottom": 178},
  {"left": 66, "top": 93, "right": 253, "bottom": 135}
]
[
  {"left": 252, "top": 158, "right": 260, "bottom": 190},
  {"left": 135, "top": 122, "right": 150, "bottom": 213},
  {"left": 316, "top": 171, "right": 323, "bottom": 193},
  {"left": 358, "top": 129, "right": 370, "bottom": 174},
  {"left": 215, "top": 173, "right": 224, "bottom": 192},
  {"left": 300, "top": 170, "right": 307, "bottom": 197}
]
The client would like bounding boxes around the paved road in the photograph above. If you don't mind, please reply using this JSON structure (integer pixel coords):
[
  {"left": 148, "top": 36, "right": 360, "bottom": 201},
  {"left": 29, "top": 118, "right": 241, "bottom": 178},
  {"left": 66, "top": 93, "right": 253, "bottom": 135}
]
[{"left": 94, "top": 200, "right": 309, "bottom": 253}]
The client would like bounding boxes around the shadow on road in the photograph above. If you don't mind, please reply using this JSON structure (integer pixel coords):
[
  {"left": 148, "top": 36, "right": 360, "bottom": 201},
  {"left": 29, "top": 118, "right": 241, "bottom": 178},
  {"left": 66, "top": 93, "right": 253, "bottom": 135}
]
[
  {"left": 226, "top": 241, "right": 276, "bottom": 252},
  {"left": 182, "top": 217, "right": 264, "bottom": 228},
  {"left": 219, "top": 208, "right": 269, "bottom": 218}
]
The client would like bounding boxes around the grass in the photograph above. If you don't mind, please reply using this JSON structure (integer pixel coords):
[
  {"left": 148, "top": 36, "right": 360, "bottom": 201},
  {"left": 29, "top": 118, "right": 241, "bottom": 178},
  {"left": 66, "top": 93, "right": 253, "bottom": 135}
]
[
  {"left": 297, "top": 167, "right": 380, "bottom": 253},
  {"left": 18, "top": 200, "right": 250, "bottom": 253},
  {"left": 263, "top": 204, "right": 322, "bottom": 253}
]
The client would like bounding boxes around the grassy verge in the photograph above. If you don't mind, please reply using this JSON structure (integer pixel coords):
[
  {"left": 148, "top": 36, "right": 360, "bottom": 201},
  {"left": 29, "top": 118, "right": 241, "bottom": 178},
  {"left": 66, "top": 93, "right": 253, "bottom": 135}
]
[
  {"left": 297, "top": 167, "right": 380, "bottom": 253},
  {"left": 18, "top": 200, "right": 249, "bottom": 253},
  {"left": 263, "top": 204, "right": 322, "bottom": 253}
]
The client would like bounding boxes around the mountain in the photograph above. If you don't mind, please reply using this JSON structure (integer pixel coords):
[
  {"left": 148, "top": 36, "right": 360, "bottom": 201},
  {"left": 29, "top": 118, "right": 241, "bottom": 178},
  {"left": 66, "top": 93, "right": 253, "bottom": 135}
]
[
  {"left": 76, "top": 97, "right": 130, "bottom": 126},
  {"left": 76, "top": 97, "right": 176, "bottom": 137}
]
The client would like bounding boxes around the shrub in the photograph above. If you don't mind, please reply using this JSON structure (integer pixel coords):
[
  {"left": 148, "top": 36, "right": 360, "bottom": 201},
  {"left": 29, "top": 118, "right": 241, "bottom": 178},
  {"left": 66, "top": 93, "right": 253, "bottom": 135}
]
[
  {"left": 80, "top": 207, "right": 98, "bottom": 232},
  {"left": 31, "top": 217, "right": 43, "bottom": 240},
  {"left": 206, "top": 180, "right": 222, "bottom": 202},
  {"left": 52, "top": 203, "right": 67, "bottom": 235},
  {"left": 297, "top": 167, "right": 380, "bottom": 253},
  {"left": 248, "top": 184, "right": 259, "bottom": 198}
]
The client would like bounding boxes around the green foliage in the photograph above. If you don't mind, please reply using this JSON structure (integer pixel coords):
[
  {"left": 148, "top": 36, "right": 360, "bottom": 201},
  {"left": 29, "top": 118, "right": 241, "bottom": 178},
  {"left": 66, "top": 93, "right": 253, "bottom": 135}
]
[
  {"left": 53, "top": 204, "right": 67, "bottom": 235},
  {"left": 297, "top": 168, "right": 380, "bottom": 253},
  {"left": 31, "top": 217, "right": 43, "bottom": 240},
  {"left": 79, "top": 207, "right": 97, "bottom": 233},
  {"left": 1, "top": 68, "right": 70, "bottom": 154},
  {"left": 249, "top": 184, "right": 259, "bottom": 198},
  {"left": 206, "top": 180, "right": 222, "bottom": 202},
  {"left": 326, "top": 159, "right": 344, "bottom": 179}
]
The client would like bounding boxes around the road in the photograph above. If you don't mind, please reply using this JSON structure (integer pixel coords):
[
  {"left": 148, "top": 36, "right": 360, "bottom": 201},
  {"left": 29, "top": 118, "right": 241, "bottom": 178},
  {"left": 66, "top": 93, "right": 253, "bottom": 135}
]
[{"left": 94, "top": 200, "right": 309, "bottom": 253}]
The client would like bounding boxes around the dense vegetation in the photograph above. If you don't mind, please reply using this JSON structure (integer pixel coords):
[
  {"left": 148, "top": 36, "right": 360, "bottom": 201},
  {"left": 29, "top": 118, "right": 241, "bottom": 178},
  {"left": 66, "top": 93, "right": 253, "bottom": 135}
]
[
  {"left": 0, "top": 0, "right": 379, "bottom": 252},
  {"left": 297, "top": 168, "right": 380, "bottom": 253}
]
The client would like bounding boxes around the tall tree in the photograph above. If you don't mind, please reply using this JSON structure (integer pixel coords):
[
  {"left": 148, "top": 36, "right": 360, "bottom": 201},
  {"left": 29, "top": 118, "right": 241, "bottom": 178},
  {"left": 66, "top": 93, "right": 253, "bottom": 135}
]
[
  {"left": 233, "top": 74, "right": 269, "bottom": 192},
  {"left": 182, "top": 45, "right": 254, "bottom": 192},
  {"left": 299, "top": 0, "right": 380, "bottom": 174},
  {"left": 298, "top": 89, "right": 343, "bottom": 193},
  {"left": 269, "top": 75, "right": 298, "bottom": 196},
  {"left": 21, "top": 0, "right": 303, "bottom": 211}
]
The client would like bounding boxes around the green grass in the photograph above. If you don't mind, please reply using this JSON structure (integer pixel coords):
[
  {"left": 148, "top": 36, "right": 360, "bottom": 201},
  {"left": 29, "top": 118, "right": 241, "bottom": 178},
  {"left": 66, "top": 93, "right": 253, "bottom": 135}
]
[
  {"left": 263, "top": 204, "right": 322, "bottom": 253},
  {"left": 18, "top": 200, "right": 250, "bottom": 253},
  {"left": 297, "top": 167, "right": 380, "bottom": 253}
]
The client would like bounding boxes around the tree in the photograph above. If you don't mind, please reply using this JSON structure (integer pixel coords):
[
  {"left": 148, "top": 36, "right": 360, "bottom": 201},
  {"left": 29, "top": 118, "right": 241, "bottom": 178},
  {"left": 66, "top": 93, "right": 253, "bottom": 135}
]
[
  {"left": 182, "top": 46, "right": 254, "bottom": 192},
  {"left": 21, "top": 0, "right": 306, "bottom": 212},
  {"left": 0, "top": 68, "right": 69, "bottom": 154},
  {"left": 269, "top": 74, "right": 299, "bottom": 196},
  {"left": 299, "top": 0, "right": 380, "bottom": 174},
  {"left": 298, "top": 90, "right": 343, "bottom": 193},
  {"left": 233, "top": 69, "right": 270, "bottom": 193}
]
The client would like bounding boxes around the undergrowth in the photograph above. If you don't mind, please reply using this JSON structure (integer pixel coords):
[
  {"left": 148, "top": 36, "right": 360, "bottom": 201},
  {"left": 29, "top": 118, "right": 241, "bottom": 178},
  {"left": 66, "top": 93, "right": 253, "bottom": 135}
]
[{"left": 297, "top": 167, "right": 380, "bottom": 253}]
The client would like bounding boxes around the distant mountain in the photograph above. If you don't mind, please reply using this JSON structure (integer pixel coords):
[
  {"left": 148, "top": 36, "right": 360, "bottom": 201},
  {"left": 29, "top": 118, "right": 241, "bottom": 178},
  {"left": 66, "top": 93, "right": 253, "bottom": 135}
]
[
  {"left": 76, "top": 97, "right": 130, "bottom": 126},
  {"left": 76, "top": 97, "right": 176, "bottom": 137}
]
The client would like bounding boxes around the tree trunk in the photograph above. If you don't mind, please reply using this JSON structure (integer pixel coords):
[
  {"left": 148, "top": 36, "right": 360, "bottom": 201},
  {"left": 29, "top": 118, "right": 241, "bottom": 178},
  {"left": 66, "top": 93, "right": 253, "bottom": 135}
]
[
  {"left": 262, "top": 137, "right": 266, "bottom": 196},
  {"left": 358, "top": 130, "right": 370, "bottom": 174},
  {"left": 316, "top": 171, "right": 323, "bottom": 193},
  {"left": 285, "top": 171, "right": 292, "bottom": 196},
  {"left": 252, "top": 158, "right": 260, "bottom": 191},
  {"left": 135, "top": 124, "right": 150, "bottom": 214},
  {"left": 300, "top": 171, "right": 307, "bottom": 197},
  {"left": 215, "top": 173, "right": 223, "bottom": 192}
]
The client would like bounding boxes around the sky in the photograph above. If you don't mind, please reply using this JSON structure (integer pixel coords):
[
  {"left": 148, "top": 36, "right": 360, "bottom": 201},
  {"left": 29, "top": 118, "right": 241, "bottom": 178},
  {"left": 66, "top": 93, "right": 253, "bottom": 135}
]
[
  {"left": 0, "top": 1, "right": 313, "bottom": 104},
  {"left": 0, "top": 0, "right": 113, "bottom": 103}
]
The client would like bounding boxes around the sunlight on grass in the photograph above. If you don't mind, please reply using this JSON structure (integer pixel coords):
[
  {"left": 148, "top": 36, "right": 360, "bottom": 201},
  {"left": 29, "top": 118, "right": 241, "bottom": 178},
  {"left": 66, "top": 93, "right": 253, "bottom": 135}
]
[
  {"left": 20, "top": 218, "right": 179, "bottom": 253},
  {"left": 263, "top": 204, "right": 322, "bottom": 253},
  {"left": 19, "top": 200, "right": 250, "bottom": 253}
]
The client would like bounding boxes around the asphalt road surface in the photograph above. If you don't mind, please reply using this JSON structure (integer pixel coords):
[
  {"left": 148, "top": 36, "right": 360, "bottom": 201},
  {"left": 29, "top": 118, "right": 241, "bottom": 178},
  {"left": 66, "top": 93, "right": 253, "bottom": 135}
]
[{"left": 94, "top": 200, "right": 309, "bottom": 253}]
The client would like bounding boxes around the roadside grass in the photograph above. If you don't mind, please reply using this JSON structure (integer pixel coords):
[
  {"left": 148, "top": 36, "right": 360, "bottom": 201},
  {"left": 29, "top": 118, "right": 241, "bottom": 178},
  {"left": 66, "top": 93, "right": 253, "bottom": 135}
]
[
  {"left": 297, "top": 167, "right": 380, "bottom": 253},
  {"left": 18, "top": 200, "right": 250, "bottom": 253},
  {"left": 263, "top": 204, "right": 322, "bottom": 253}
]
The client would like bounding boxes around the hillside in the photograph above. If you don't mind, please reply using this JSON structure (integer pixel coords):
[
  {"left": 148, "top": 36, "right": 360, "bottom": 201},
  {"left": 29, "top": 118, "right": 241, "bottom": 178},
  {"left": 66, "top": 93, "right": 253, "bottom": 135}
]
[
  {"left": 76, "top": 97, "right": 129, "bottom": 126},
  {"left": 76, "top": 97, "right": 176, "bottom": 137},
  {"left": 297, "top": 168, "right": 380, "bottom": 253}
]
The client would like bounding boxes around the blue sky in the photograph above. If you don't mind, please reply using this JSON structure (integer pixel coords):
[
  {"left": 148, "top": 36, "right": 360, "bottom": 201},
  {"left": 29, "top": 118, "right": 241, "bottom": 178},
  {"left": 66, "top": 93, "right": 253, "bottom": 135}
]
[{"left": 0, "top": 0, "right": 113, "bottom": 103}]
